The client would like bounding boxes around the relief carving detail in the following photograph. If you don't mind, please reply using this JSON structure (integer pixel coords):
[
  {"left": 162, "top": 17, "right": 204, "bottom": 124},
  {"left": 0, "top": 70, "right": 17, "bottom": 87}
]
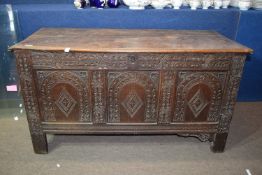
[
  {"left": 55, "top": 88, "right": 77, "bottom": 117},
  {"left": 31, "top": 52, "right": 235, "bottom": 70},
  {"left": 188, "top": 89, "right": 209, "bottom": 118},
  {"left": 121, "top": 90, "right": 143, "bottom": 118},
  {"left": 15, "top": 50, "right": 43, "bottom": 135},
  {"left": 37, "top": 70, "right": 91, "bottom": 122},
  {"left": 108, "top": 71, "right": 159, "bottom": 123},
  {"left": 218, "top": 57, "right": 246, "bottom": 133},
  {"left": 174, "top": 71, "right": 226, "bottom": 122},
  {"left": 91, "top": 71, "right": 107, "bottom": 124},
  {"left": 158, "top": 71, "right": 176, "bottom": 124},
  {"left": 16, "top": 50, "right": 246, "bottom": 136}
]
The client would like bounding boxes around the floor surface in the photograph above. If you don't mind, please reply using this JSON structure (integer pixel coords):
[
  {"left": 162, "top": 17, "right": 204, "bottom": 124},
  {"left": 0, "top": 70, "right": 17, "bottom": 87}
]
[{"left": 0, "top": 102, "right": 261, "bottom": 175}]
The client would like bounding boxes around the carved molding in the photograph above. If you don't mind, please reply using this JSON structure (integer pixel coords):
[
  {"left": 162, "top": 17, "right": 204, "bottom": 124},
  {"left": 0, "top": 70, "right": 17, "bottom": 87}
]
[
  {"left": 42, "top": 122, "right": 217, "bottom": 133},
  {"left": 158, "top": 71, "right": 176, "bottom": 124},
  {"left": 31, "top": 52, "right": 237, "bottom": 70},
  {"left": 91, "top": 71, "right": 107, "bottom": 124},
  {"left": 15, "top": 50, "right": 43, "bottom": 135},
  {"left": 31, "top": 52, "right": 128, "bottom": 70},
  {"left": 177, "top": 133, "right": 212, "bottom": 142}
]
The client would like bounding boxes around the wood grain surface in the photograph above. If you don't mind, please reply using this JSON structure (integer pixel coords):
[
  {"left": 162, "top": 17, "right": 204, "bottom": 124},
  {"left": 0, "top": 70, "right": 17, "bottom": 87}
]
[{"left": 10, "top": 28, "right": 252, "bottom": 53}]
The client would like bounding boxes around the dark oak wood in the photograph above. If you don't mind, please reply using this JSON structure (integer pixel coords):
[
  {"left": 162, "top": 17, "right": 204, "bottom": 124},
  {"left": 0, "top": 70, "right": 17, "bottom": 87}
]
[
  {"left": 10, "top": 28, "right": 252, "bottom": 53},
  {"left": 211, "top": 133, "right": 229, "bottom": 153},
  {"left": 10, "top": 28, "right": 252, "bottom": 154}
]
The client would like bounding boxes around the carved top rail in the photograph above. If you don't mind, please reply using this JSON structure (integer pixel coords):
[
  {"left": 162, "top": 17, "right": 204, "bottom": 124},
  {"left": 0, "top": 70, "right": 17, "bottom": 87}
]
[{"left": 27, "top": 52, "right": 244, "bottom": 70}]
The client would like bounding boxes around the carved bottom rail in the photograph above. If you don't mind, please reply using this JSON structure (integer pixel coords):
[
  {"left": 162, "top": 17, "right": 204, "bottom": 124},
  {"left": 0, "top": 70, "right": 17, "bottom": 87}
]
[{"left": 176, "top": 133, "right": 213, "bottom": 142}]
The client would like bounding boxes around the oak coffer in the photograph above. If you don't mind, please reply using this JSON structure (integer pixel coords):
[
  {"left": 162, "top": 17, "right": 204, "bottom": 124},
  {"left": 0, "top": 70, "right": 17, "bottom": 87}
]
[{"left": 10, "top": 28, "right": 252, "bottom": 154}]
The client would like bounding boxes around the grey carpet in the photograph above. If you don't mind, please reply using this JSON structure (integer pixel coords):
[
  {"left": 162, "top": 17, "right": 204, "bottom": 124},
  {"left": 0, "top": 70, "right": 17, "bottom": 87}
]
[{"left": 0, "top": 102, "right": 261, "bottom": 175}]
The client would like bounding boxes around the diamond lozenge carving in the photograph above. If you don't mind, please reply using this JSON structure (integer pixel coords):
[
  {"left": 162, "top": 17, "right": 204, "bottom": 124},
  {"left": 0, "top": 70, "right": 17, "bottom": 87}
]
[
  {"left": 121, "top": 90, "right": 143, "bottom": 118},
  {"left": 188, "top": 89, "right": 208, "bottom": 118},
  {"left": 55, "top": 88, "right": 77, "bottom": 117}
]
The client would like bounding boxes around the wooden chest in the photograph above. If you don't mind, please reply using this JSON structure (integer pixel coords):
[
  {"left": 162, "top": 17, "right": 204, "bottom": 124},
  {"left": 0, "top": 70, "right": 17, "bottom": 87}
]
[{"left": 10, "top": 28, "right": 252, "bottom": 154}]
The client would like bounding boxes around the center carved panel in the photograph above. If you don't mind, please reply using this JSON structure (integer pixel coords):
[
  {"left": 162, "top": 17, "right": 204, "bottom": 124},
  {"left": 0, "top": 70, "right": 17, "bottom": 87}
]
[{"left": 108, "top": 71, "right": 159, "bottom": 123}]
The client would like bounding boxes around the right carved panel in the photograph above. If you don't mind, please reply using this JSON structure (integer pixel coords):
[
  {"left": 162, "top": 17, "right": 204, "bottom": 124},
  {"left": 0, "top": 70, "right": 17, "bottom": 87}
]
[{"left": 174, "top": 71, "right": 227, "bottom": 122}]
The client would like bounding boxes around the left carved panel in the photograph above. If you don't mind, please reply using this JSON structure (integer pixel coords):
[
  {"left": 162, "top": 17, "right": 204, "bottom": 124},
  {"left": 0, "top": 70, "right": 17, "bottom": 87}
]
[{"left": 36, "top": 70, "right": 91, "bottom": 122}]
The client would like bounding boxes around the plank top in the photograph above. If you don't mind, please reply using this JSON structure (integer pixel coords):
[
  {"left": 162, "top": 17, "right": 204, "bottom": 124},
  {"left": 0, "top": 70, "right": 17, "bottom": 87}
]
[{"left": 10, "top": 28, "right": 252, "bottom": 53}]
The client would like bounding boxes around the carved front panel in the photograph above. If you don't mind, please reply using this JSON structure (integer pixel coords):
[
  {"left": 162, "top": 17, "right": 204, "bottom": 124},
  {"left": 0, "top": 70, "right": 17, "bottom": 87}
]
[
  {"left": 108, "top": 71, "right": 159, "bottom": 123},
  {"left": 36, "top": 70, "right": 91, "bottom": 122},
  {"left": 174, "top": 71, "right": 227, "bottom": 122},
  {"left": 27, "top": 51, "right": 244, "bottom": 135}
]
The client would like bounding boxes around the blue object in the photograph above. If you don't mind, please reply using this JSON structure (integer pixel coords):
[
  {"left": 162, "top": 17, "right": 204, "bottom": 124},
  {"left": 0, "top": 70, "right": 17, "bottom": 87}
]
[
  {"left": 107, "top": 0, "right": 119, "bottom": 8},
  {"left": 94, "top": 0, "right": 105, "bottom": 8},
  {"left": 89, "top": 0, "right": 96, "bottom": 7},
  {"left": 0, "top": 4, "right": 261, "bottom": 101}
]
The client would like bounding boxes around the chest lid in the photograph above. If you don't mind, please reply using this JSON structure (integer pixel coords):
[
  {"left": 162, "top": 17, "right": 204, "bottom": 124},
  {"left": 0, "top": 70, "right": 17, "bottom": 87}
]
[{"left": 10, "top": 28, "right": 252, "bottom": 54}]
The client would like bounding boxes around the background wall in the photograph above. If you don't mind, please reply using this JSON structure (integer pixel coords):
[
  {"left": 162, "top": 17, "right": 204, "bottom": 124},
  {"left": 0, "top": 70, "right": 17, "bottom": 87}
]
[
  {"left": 0, "top": 2, "right": 261, "bottom": 102},
  {"left": 236, "top": 11, "right": 262, "bottom": 101}
]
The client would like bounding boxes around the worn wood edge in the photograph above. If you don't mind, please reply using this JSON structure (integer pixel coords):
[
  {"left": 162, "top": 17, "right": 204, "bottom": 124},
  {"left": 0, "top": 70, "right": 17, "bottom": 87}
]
[
  {"left": 43, "top": 130, "right": 217, "bottom": 135},
  {"left": 41, "top": 121, "right": 218, "bottom": 125},
  {"left": 213, "top": 32, "right": 254, "bottom": 54},
  {"left": 8, "top": 47, "right": 253, "bottom": 54},
  {"left": 9, "top": 28, "right": 253, "bottom": 53}
]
